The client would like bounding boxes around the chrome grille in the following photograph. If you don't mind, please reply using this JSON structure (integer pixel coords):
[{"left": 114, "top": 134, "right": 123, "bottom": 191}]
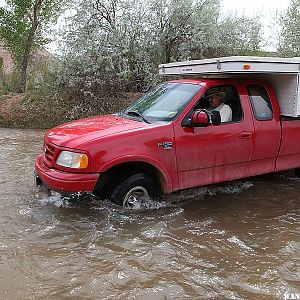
[{"left": 44, "top": 143, "right": 56, "bottom": 166}]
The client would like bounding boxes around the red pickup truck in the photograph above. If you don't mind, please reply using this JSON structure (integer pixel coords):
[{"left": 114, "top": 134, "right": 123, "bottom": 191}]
[{"left": 35, "top": 57, "right": 300, "bottom": 208}]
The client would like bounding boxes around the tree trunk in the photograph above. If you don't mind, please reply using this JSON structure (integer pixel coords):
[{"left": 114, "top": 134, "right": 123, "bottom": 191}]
[
  {"left": 19, "top": 0, "right": 42, "bottom": 93},
  {"left": 164, "top": 41, "right": 171, "bottom": 64},
  {"left": 0, "top": 59, "right": 6, "bottom": 87},
  {"left": 19, "top": 40, "right": 33, "bottom": 93}
]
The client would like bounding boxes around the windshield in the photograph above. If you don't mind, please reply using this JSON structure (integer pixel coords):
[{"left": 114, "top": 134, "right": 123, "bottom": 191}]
[{"left": 123, "top": 82, "right": 203, "bottom": 122}]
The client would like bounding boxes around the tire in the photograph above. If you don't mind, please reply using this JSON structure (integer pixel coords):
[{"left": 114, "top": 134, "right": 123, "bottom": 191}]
[
  {"left": 110, "top": 173, "right": 160, "bottom": 208},
  {"left": 295, "top": 168, "right": 300, "bottom": 177}
]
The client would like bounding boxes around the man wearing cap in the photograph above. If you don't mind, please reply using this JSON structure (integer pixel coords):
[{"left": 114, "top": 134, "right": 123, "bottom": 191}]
[{"left": 206, "top": 89, "right": 232, "bottom": 123}]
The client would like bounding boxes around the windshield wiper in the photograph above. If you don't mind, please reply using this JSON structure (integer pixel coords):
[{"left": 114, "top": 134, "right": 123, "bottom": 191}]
[{"left": 124, "top": 111, "right": 151, "bottom": 124}]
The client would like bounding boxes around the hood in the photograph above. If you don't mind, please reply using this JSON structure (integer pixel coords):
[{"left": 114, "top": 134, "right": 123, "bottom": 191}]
[{"left": 45, "top": 114, "right": 151, "bottom": 148}]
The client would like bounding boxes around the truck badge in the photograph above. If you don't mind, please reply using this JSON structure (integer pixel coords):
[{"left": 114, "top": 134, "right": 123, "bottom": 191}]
[{"left": 158, "top": 142, "right": 173, "bottom": 150}]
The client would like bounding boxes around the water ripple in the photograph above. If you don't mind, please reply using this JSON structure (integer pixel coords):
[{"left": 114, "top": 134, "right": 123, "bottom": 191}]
[{"left": 0, "top": 128, "right": 299, "bottom": 299}]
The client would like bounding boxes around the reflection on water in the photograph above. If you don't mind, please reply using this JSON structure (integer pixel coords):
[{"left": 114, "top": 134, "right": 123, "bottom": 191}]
[{"left": 0, "top": 128, "right": 299, "bottom": 299}]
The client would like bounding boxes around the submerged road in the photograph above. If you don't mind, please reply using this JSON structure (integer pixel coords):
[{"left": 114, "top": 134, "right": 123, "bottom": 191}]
[{"left": 0, "top": 128, "right": 299, "bottom": 299}]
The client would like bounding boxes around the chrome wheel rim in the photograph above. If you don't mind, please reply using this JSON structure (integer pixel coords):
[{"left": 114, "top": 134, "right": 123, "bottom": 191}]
[{"left": 123, "top": 186, "right": 149, "bottom": 209}]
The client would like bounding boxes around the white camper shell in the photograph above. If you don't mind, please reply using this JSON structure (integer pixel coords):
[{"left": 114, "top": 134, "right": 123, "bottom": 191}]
[{"left": 159, "top": 56, "right": 300, "bottom": 117}]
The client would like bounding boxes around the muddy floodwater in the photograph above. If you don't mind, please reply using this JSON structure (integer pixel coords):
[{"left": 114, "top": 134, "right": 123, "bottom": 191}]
[{"left": 0, "top": 128, "right": 299, "bottom": 300}]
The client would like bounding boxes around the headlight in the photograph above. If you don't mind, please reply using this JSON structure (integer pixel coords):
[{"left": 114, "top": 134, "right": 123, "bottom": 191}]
[{"left": 56, "top": 151, "right": 89, "bottom": 169}]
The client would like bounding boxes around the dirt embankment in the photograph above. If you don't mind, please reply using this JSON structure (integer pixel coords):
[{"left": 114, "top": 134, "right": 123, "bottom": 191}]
[
  {"left": 0, "top": 93, "right": 67, "bottom": 129},
  {"left": 0, "top": 92, "right": 141, "bottom": 129}
]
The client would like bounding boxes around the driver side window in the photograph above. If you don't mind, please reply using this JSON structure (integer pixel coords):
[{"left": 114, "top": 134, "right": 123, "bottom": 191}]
[{"left": 195, "top": 85, "right": 243, "bottom": 123}]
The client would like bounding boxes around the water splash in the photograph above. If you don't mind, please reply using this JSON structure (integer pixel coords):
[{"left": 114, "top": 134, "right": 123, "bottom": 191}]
[
  {"left": 275, "top": 172, "right": 300, "bottom": 182},
  {"left": 125, "top": 198, "right": 172, "bottom": 210},
  {"left": 37, "top": 191, "right": 70, "bottom": 207},
  {"left": 35, "top": 179, "right": 254, "bottom": 211},
  {"left": 166, "top": 180, "right": 254, "bottom": 204}
]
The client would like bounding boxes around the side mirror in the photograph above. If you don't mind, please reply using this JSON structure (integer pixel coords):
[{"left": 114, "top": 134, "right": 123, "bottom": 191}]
[
  {"left": 182, "top": 110, "right": 221, "bottom": 127},
  {"left": 191, "top": 110, "right": 210, "bottom": 127}
]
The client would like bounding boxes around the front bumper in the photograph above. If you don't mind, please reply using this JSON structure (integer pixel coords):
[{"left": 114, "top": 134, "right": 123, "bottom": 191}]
[{"left": 35, "top": 153, "right": 99, "bottom": 193}]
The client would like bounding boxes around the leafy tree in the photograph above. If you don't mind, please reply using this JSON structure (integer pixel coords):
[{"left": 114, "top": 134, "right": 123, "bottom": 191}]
[
  {"left": 148, "top": 0, "right": 196, "bottom": 63},
  {"left": 0, "top": 0, "right": 66, "bottom": 92},
  {"left": 57, "top": 0, "right": 263, "bottom": 99},
  {"left": 278, "top": 0, "right": 300, "bottom": 56},
  {"left": 218, "top": 14, "right": 261, "bottom": 56}
]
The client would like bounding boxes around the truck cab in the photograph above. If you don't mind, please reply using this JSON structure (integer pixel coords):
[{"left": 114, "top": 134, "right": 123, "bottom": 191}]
[{"left": 35, "top": 56, "right": 300, "bottom": 208}]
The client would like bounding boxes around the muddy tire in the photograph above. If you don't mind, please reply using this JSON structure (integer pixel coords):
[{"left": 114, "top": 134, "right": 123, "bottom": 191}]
[{"left": 110, "top": 173, "right": 160, "bottom": 208}]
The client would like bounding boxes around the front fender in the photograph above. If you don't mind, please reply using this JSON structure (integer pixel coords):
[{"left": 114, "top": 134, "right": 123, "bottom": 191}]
[{"left": 97, "top": 155, "right": 174, "bottom": 193}]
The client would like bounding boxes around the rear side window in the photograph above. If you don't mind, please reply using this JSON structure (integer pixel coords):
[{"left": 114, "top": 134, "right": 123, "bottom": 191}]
[{"left": 248, "top": 85, "right": 273, "bottom": 120}]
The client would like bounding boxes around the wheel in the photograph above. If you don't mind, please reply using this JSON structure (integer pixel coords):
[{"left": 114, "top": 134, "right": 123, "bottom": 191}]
[
  {"left": 110, "top": 173, "right": 160, "bottom": 208},
  {"left": 295, "top": 168, "right": 300, "bottom": 177}
]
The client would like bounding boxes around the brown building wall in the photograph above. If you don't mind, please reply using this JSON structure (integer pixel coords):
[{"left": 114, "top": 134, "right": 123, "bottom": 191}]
[
  {"left": 0, "top": 41, "right": 53, "bottom": 74},
  {"left": 0, "top": 41, "right": 14, "bottom": 73}
]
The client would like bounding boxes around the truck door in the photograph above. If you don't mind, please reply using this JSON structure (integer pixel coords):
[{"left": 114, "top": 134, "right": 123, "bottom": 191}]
[
  {"left": 174, "top": 84, "right": 255, "bottom": 190},
  {"left": 246, "top": 84, "right": 281, "bottom": 175}
]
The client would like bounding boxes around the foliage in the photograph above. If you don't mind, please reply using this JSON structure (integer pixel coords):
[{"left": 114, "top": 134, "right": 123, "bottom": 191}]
[
  {"left": 56, "top": 0, "right": 262, "bottom": 102},
  {"left": 0, "top": 0, "right": 66, "bottom": 91},
  {"left": 278, "top": 0, "right": 300, "bottom": 57},
  {"left": 0, "top": 0, "right": 268, "bottom": 128},
  {"left": 0, "top": 55, "right": 21, "bottom": 95},
  {"left": 0, "top": 72, "right": 21, "bottom": 94}
]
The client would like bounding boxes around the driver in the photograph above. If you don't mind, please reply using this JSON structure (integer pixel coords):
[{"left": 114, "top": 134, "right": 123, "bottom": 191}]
[{"left": 206, "top": 88, "right": 232, "bottom": 123}]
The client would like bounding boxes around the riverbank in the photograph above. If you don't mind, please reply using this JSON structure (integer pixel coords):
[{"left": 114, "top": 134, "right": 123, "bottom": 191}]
[{"left": 0, "top": 92, "right": 139, "bottom": 129}]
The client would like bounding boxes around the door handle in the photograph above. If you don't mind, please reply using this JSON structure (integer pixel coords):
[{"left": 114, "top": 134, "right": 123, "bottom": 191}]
[{"left": 239, "top": 132, "right": 253, "bottom": 139}]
